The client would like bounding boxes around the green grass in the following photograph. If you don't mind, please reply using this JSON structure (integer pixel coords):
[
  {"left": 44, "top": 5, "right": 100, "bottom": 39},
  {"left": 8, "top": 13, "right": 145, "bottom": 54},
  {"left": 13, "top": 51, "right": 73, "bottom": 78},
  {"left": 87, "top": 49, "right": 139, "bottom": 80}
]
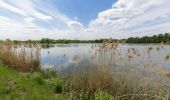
[{"left": 0, "top": 65, "right": 69, "bottom": 100}]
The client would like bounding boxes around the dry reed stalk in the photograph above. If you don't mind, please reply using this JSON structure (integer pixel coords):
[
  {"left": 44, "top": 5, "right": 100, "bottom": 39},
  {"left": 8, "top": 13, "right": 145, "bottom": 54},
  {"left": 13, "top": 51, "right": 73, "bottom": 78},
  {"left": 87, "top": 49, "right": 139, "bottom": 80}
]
[
  {"left": 64, "top": 41, "right": 170, "bottom": 99},
  {"left": 0, "top": 41, "right": 41, "bottom": 72}
]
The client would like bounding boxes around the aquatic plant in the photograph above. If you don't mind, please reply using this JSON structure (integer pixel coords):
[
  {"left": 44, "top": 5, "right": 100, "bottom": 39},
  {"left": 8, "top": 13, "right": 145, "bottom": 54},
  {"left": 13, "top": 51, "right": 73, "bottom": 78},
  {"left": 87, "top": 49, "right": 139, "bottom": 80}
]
[
  {"left": 62, "top": 41, "right": 170, "bottom": 99},
  {"left": 0, "top": 41, "right": 40, "bottom": 72},
  {"left": 1, "top": 40, "right": 170, "bottom": 99}
]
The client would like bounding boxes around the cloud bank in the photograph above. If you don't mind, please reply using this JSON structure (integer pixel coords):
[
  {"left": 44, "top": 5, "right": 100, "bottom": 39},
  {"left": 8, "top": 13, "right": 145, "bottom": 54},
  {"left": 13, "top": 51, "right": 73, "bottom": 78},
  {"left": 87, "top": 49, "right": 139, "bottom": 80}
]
[{"left": 0, "top": 0, "right": 170, "bottom": 40}]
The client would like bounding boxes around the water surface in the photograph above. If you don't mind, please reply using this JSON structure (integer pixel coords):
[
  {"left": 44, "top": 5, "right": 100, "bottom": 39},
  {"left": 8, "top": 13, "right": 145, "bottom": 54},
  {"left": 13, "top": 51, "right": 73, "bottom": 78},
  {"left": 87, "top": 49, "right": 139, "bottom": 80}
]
[{"left": 41, "top": 44, "right": 170, "bottom": 72}]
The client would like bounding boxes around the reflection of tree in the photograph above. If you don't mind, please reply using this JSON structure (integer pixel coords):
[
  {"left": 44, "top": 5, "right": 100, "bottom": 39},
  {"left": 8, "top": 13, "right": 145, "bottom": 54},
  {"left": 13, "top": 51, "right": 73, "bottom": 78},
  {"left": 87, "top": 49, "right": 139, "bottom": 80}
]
[{"left": 41, "top": 44, "right": 55, "bottom": 49}]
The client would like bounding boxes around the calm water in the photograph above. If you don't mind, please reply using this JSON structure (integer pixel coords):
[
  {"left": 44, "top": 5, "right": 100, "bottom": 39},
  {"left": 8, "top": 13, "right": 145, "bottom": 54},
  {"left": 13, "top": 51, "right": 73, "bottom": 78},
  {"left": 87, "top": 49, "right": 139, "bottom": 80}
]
[{"left": 40, "top": 44, "right": 170, "bottom": 72}]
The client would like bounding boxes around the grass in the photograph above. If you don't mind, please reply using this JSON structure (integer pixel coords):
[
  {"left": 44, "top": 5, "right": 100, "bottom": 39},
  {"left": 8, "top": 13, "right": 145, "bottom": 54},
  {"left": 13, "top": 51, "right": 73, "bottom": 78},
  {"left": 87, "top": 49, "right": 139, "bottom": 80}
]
[{"left": 0, "top": 65, "right": 69, "bottom": 100}]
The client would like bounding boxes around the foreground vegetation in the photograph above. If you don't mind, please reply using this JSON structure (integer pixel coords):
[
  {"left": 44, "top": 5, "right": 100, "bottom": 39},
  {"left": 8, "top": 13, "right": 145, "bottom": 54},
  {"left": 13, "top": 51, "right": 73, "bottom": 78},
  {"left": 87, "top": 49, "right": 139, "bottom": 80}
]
[
  {"left": 1, "top": 41, "right": 170, "bottom": 99},
  {"left": 0, "top": 65, "right": 69, "bottom": 100},
  {"left": 0, "top": 42, "right": 40, "bottom": 72}
]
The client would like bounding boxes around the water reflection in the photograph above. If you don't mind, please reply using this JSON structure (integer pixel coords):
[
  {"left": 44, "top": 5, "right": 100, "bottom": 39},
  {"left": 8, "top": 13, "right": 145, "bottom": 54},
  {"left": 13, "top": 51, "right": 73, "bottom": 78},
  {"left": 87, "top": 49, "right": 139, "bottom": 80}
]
[
  {"left": 41, "top": 44, "right": 55, "bottom": 49},
  {"left": 40, "top": 44, "right": 170, "bottom": 72},
  {"left": 41, "top": 44, "right": 91, "bottom": 71}
]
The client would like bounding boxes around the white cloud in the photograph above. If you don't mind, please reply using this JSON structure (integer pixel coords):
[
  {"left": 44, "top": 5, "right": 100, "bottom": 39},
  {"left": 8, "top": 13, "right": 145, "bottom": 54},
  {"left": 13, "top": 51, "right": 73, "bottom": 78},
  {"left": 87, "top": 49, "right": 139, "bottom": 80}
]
[
  {"left": 34, "top": 13, "right": 53, "bottom": 21},
  {"left": 114, "top": 0, "right": 168, "bottom": 9},
  {"left": 0, "top": 0, "right": 53, "bottom": 21},
  {"left": 87, "top": 0, "right": 170, "bottom": 39},
  {"left": 0, "top": 0, "right": 75, "bottom": 40},
  {"left": 0, "top": 0, "right": 27, "bottom": 16},
  {"left": 68, "top": 21, "right": 83, "bottom": 29},
  {"left": 0, "top": 0, "right": 170, "bottom": 40},
  {"left": 67, "top": 21, "right": 84, "bottom": 34},
  {"left": 24, "top": 17, "right": 35, "bottom": 24},
  {"left": 0, "top": 16, "right": 10, "bottom": 21}
]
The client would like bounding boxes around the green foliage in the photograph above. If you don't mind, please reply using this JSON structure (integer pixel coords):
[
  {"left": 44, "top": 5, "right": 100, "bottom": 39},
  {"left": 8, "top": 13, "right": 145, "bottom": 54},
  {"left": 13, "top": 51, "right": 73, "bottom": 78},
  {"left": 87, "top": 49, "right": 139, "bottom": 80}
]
[
  {"left": 41, "top": 69, "right": 58, "bottom": 79},
  {"left": 0, "top": 66, "right": 69, "bottom": 100},
  {"left": 52, "top": 78, "right": 64, "bottom": 93},
  {"left": 166, "top": 41, "right": 170, "bottom": 44},
  {"left": 95, "top": 91, "right": 114, "bottom": 100},
  {"left": 126, "top": 33, "right": 170, "bottom": 43},
  {"left": 80, "top": 90, "right": 89, "bottom": 100},
  {"left": 11, "top": 38, "right": 119, "bottom": 44},
  {"left": 30, "top": 72, "right": 44, "bottom": 84},
  {"left": 4, "top": 33, "right": 170, "bottom": 44}
]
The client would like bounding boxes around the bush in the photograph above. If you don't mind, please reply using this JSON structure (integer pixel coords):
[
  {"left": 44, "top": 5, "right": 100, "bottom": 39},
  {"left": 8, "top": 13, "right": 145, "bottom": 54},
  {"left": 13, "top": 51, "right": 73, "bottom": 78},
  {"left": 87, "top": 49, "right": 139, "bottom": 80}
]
[
  {"left": 95, "top": 91, "right": 113, "bottom": 100},
  {"left": 41, "top": 69, "right": 58, "bottom": 79},
  {"left": 80, "top": 90, "right": 89, "bottom": 100},
  {"left": 31, "top": 72, "right": 44, "bottom": 84},
  {"left": 52, "top": 78, "right": 64, "bottom": 93}
]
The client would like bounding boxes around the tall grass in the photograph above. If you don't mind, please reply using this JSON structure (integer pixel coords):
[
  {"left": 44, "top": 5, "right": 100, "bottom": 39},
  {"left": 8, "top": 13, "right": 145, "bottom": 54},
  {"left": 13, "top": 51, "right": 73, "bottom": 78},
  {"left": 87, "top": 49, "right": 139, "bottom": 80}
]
[
  {"left": 0, "top": 41, "right": 40, "bottom": 72},
  {"left": 62, "top": 41, "right": 170, "bottom": 99}
]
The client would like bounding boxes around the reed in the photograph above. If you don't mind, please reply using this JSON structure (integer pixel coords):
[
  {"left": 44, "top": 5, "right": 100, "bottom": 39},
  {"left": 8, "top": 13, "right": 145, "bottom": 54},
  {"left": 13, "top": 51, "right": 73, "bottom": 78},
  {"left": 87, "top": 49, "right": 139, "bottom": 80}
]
[
  {"left": 1, "top": 40, "right": 170, "bottom": 99},
  {"left": 0, "top": 41, "right": 41, "bottom": 72},
  {"left": 62, "top": 41, "right": 170, "bottom": 99}
]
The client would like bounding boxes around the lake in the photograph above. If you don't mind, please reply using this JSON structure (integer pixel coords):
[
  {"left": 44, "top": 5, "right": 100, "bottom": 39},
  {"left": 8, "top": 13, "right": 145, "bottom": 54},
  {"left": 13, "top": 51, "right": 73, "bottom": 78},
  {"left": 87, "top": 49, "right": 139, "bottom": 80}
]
[{"left": 40, "top": 43, "right": 170, "bottom": 75}]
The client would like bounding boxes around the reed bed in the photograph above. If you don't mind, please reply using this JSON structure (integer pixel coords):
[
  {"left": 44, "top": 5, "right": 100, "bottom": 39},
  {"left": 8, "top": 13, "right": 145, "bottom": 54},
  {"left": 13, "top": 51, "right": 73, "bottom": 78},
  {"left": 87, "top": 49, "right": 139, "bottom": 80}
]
[
  {"left": 0, "top": 41, "right": 41, "bottom": 72},
  {"left": 1, "top": 40, "right": 170, "bottom": 99},
  {"left": 62, "top": 41, "right": 170, "bottom": 100}
]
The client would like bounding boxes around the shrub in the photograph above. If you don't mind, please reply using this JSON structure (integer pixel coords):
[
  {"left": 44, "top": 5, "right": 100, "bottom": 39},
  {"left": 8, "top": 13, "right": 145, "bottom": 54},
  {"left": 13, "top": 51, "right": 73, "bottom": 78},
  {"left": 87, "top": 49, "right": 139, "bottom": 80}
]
[
  {"left": 41, "top": 69, "right": 58, "bottom": 79},
  {"left": 52, "top": 78, "right": 64, "bottom": 93},
  {"left": 95, "top": 91, "right": 113, "bottom": 100},
  {"left": 31, "top": 72, "right": 44, "bottom": 84},
  {"left": 80, "top": 90, "right": 89, "bottom": 100}
]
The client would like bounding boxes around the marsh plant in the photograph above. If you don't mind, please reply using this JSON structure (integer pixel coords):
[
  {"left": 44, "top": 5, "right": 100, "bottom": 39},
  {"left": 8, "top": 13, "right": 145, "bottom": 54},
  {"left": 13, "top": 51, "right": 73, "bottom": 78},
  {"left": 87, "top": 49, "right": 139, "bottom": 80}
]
[
  {"left": 52, "top": 78, "right": 64, "bottom": 93},
  {"left": 1, "top": 41, "right": 170, "bottom": 99},
  {"left": 0, "top": 41, "right": 41, "bottom": 72},
  {"left": 62, "top": 41, "right": 170, "bottom": 100},
  {"left": 30, "top": 72, "right": 44, "bottom": 84},
  {"left": 95, "top": 91, "right": 113, "bottom": 100}
]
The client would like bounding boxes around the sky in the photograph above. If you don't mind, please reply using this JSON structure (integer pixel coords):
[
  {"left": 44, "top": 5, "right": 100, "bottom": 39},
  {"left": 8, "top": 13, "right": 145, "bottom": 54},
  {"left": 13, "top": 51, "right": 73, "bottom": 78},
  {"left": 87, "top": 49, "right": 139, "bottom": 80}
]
[{"left": 0, "top": 0, "right": 170, "bottom": 40}]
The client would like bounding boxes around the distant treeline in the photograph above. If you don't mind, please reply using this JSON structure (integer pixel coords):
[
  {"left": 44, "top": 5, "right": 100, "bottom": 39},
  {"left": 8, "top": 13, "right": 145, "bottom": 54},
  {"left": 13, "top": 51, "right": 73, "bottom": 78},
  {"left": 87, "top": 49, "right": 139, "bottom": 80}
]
[
  {"left": 11, "top": 38, "right": 119, "bottom": 44},
  {"left": 1, "top": 33, "right": 170, "bottom": 44},
  {"left": 126, "top": 33, "right": 170, "bottom": 43}
]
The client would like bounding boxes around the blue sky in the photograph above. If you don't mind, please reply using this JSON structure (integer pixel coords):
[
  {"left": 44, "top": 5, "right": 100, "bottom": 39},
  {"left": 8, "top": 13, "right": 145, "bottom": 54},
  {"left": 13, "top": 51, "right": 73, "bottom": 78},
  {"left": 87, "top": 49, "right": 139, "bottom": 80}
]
[
  {"left": 51, "top": 0, "right": 115, "bottom": 25},
  {"left": 0, "top": 0, "right": 170, "bottom": 40}
]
